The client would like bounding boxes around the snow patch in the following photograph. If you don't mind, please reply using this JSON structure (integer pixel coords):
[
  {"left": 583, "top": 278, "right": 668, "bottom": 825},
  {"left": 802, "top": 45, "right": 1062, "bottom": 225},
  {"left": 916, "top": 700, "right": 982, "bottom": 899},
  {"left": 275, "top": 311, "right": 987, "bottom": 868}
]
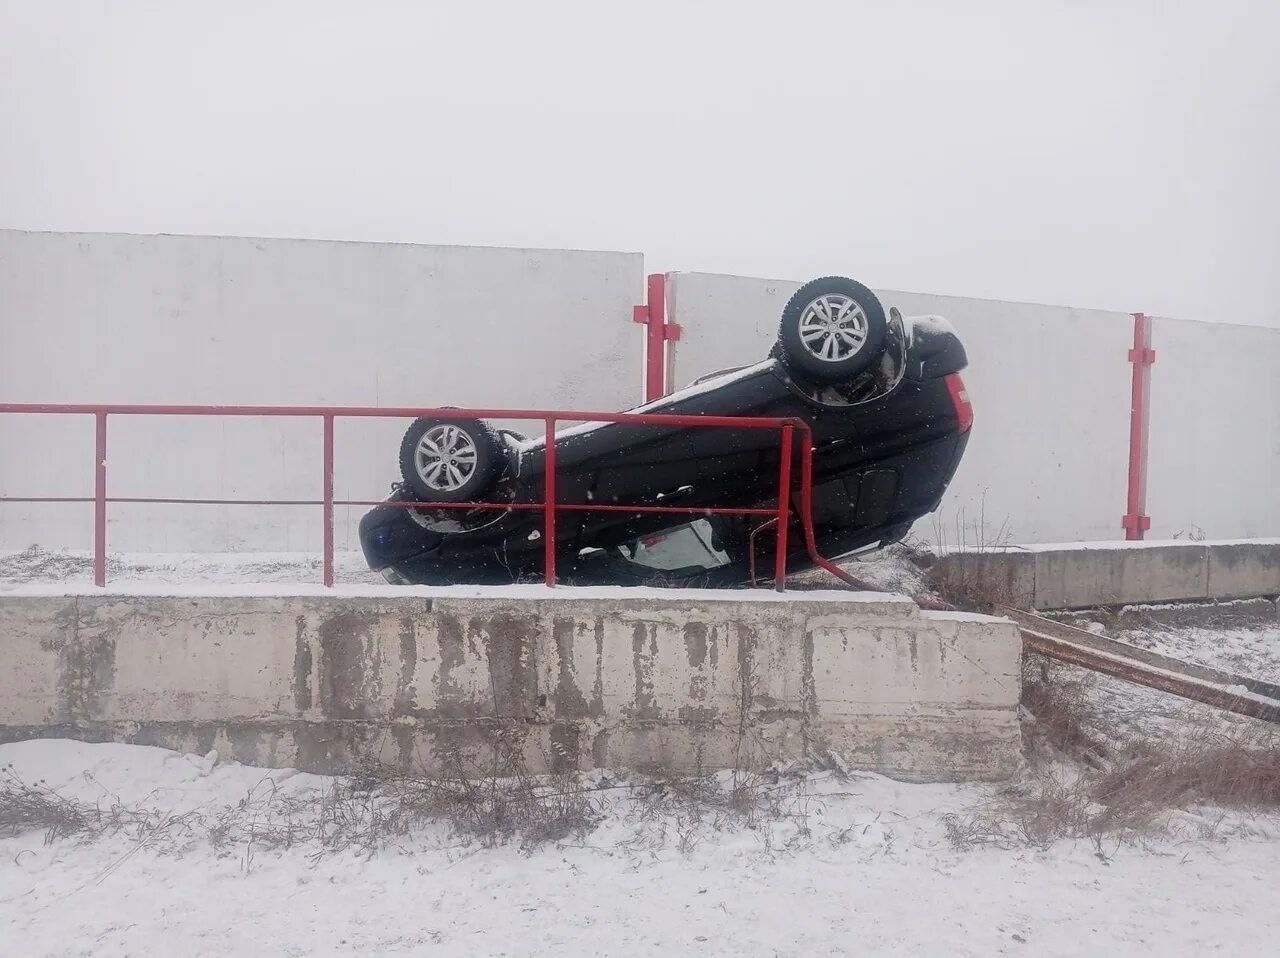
[
  {"left": 930, "top": 537, "right": 1280, "bottom": 555},
  {"left": 1, "top": 738, "right": 1277, "bottom": 956},
  {"left": 0, "top": 579, "right": 915, "bottom": 604}
]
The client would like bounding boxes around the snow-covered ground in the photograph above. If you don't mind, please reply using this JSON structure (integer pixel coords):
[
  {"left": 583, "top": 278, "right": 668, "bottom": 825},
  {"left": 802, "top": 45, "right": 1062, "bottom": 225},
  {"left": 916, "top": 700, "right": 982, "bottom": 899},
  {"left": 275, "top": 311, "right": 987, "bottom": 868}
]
[
  {"left": 1, "top": 738, "right": 1277, "bottom": 957},
  {"left": 0, "top": 547, "right": 385, "bottom": 588},
  {"left": 0, "top": 543, "right": 928, "bottom": 594},
  {"left": 3, "top": 550, "right": 1278, "bottom": 954}
]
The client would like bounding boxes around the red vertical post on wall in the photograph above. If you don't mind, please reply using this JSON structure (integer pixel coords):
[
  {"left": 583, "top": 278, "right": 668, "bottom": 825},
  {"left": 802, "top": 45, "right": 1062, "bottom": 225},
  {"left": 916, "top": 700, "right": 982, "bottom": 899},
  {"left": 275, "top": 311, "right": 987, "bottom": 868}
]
[
  {"left": 93, "top": 410, "right": 108, "bottom": 587},
  {"left": 322, "top": 414, "right": 335, "bottom": 587},
  {"left": 773, "top": 425, "right": 794, "bottom": 591},
  {"left": 1123, "top": 312, "right": 1155, "bottom": 540},
  {"left": 543, "top": 416, "right": 557, "bottom": 587},
  {"left": 633, "top": 273, "right": 681, "bottom": 402}
]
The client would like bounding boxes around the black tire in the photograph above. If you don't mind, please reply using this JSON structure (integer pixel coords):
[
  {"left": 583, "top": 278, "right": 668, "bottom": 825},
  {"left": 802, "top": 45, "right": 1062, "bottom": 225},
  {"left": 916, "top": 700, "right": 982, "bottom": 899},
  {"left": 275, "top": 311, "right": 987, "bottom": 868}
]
[
  {"left": 398, "top": 418, "right": 502, "bottom": 502},
  {"left": 776, "top": 276, "right": 887, "bottom": 384}
]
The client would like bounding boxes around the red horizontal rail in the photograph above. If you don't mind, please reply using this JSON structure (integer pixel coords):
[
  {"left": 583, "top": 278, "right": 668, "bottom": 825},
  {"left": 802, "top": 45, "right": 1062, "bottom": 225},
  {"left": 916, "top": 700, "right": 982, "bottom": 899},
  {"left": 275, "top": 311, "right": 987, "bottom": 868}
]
[
  {"left": 0, "top": 497, "right": 780, "bottom": 518},
  {"left": 0, "top": 402, "right": 799, "bottom": 431},
  {"left": 0, "top": 497, "right": 322, "bottom": 506},
  {"left": 340, "top": 500, "right": 780, "bottom": 516},
  {"left": 0, "top": 499, "right": 781, "bottom": 517},
  {"left": 0, "top": 401, "right": 859, "bottom": 591}
]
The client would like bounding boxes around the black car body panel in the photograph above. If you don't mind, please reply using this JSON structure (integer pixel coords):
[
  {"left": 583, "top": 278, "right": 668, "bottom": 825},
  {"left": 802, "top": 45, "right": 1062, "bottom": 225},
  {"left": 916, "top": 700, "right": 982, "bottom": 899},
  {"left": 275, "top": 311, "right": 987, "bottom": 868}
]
[{"left": 360, "top": 307, "right": 971, "bottom": 588}]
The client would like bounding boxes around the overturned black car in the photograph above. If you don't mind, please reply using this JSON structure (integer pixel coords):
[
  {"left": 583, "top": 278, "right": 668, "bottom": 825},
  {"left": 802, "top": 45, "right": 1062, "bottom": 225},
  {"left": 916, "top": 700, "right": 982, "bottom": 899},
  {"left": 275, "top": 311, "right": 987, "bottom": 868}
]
[{"left": 359, "top": 276, "right": 972, "bottom": 587}]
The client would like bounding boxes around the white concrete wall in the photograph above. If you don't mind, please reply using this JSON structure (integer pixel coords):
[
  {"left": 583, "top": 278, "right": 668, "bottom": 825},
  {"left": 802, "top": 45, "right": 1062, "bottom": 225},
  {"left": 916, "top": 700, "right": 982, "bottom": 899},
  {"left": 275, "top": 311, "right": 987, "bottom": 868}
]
[
  {"left": 0, "top": 230, "right": 644, "bottom": 552},
  {"left": 667, "top": 272, "right": 1133, "bottom": 545},
  {"left": 1145, "top": 317, "right": 1280, "bottom": 540}
]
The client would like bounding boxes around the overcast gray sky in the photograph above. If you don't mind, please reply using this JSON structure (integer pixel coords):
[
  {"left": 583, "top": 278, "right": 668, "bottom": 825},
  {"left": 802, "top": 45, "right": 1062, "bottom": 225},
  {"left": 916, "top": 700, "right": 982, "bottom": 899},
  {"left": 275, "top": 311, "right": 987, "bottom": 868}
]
[{"left": 2, "top": 0, "right": 1277, "bottom": 325}]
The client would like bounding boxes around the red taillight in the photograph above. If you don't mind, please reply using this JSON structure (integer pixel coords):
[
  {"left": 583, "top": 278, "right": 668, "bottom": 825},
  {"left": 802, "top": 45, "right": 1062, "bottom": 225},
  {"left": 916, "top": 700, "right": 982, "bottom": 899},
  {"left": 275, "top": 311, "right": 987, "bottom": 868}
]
[{"left": 945, "top": 373, "right": 973, "bottom": 433}]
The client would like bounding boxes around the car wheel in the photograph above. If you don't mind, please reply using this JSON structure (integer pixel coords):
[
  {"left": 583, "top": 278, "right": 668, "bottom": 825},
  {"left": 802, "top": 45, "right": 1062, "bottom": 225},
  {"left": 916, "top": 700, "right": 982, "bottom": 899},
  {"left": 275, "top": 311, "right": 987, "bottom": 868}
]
[
  {"left": 776, "top": 276, "right": 888, "bottom": 384},
  {"left": 398, "top": 418, "right": 502, "bottom": 502}
]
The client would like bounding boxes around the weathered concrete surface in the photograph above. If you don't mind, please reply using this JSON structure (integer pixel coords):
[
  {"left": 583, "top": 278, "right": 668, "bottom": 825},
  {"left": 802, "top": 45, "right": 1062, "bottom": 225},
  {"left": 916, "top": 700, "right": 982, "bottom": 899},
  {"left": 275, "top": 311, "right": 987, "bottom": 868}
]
[
  {"left": 1033, "top": 544, "right": 1209, "bottom": 609},
  {"left": 1206, "top": 542, "right": 1280, "bottom": 601},
  {"left": 935, "top": 539, "right": 1279, "bottom": 609},
  {"left": 0, "top": 589, "right": 1022, "bottom": 782}
]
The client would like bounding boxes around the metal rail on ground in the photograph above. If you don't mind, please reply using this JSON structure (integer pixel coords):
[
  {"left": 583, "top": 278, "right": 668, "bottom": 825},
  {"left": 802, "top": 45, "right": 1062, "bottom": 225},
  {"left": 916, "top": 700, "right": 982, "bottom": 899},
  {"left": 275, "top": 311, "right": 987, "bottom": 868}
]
[{"left": 1007, "top": 607, "right": 1280, "bottom": 724}]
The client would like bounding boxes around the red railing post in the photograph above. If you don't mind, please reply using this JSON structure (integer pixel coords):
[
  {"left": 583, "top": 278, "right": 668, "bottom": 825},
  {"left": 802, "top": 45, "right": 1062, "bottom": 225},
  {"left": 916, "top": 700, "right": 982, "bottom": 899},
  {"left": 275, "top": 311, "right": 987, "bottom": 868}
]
[
  {"left": 1123, "top": 312, "right": 1155, "bottom": 540},
  {"left": 322, "top": 414, "right": 335, "bottom": 587},
  {"left": 94, "top": 410, "right": 107, "bottom": 587},
  {"left": 773, "top": 425, "right": 794, "bottom": 591},
  {"left": 795, "top": 427, "right": 863, "bottom": 589},
  {"left": 633, "top": 273, "right": 679, "bottom": 402},
  {"left": 543, "top": 417, "right": 557, "bottom": 586}
]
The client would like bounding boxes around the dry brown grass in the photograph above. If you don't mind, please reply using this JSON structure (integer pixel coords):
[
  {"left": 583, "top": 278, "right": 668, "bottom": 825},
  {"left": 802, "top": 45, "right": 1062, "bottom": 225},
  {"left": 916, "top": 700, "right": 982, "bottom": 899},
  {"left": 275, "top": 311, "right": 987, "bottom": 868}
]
[
  {"left": 945, "top": 661, "right": 1280, "bottom": 849},
  {"left": 622, "top": 766, "right": 816, "bottom": 855},
  {"left": 0, "top": 763, "right": 181, "bottom": 846},
  {"left": 381, "top": 736, "right": 600, "bottom": 847},
  {"left": 1092, "top": 736, "right": 1280, "bottom": 815},
  {"left": 0, "top": 764, "right": 91, "bottom": 843},
  {"left": 1020, "top": 662, "right": 1113, "bottom": 770},
  {"left": 926, "top": 556, "right": 1023, "bottom": 613},
  {"left": 0, "top": 734, "right": 600, "bottom": 857},
  {"left": 917, "top": 507, "right": 1029, "bottom": 612},
  {"left": 944, "top": 738, "right": 1280, "bottom": 851},
  {"left": 0, "top": 755, "right": 824, "bottom": 858}
]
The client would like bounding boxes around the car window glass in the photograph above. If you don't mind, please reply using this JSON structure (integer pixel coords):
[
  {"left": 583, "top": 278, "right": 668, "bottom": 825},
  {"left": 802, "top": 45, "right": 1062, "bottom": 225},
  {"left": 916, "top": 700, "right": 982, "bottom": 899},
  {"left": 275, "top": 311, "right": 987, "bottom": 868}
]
[{"left": 621, "top": 519, "right": 731, "bottom": 571}]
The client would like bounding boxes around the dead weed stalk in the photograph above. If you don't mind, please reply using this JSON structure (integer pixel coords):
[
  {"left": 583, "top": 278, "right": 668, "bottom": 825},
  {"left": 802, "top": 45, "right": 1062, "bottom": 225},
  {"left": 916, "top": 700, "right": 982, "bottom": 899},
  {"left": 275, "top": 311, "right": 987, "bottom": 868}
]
[{"left": 945, "top": 669, "right": 1280, "bottom": 849}]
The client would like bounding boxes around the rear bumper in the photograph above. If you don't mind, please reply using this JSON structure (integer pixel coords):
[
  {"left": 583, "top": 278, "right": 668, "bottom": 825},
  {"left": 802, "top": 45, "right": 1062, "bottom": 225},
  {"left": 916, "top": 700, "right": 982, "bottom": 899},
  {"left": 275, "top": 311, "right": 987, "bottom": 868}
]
[
  {"left": 803, "top": 429, "right": 967, "bottom": 563},
  {"left": 811, "top": 429, "right": 965, "bottom": 528}
]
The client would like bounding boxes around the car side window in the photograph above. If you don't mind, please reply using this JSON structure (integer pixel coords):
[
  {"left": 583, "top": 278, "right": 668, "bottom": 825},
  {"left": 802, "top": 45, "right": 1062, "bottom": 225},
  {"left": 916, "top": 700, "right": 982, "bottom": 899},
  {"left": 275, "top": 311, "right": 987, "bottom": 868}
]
[{"left": 621, "top": 519, "right": 730, "bottom": 571}]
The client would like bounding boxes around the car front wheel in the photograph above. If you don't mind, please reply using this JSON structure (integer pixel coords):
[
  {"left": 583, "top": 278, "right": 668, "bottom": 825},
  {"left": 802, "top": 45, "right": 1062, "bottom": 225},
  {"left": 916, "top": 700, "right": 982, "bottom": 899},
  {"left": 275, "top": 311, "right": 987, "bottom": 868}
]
[
  {"left": 398, "top": 418, "right": 502, "bottom": 502},
  {"left": 776, "top": 276, "right": 888, "bottom": 384}
]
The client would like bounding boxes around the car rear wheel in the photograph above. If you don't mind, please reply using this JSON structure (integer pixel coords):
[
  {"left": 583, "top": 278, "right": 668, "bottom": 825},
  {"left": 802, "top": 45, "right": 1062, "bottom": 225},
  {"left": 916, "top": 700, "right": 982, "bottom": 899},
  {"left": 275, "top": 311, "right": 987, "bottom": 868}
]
[
  {"left": 777, "top": 276, "right": 888, "bottom": 384},
  {"left": 398, "top": 418, "right": 502, "bottom": 502}
]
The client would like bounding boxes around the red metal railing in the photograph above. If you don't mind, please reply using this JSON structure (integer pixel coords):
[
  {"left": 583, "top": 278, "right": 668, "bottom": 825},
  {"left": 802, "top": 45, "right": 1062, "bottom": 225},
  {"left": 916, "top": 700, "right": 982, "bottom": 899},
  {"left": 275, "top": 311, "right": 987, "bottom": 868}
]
[{"left": 0, "top": 403, "right": 860, "bottom": 592}]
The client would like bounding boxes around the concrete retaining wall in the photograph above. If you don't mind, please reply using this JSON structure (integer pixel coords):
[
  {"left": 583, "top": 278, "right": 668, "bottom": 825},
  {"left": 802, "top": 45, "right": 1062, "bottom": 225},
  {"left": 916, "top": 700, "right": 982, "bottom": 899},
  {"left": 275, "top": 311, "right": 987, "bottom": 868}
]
[
  {"left": 0, "top": 587, "right": 1022, "bottom": 782},
  {"left": 932, "top": 539, "right": 1280, "bottom": 610}
]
